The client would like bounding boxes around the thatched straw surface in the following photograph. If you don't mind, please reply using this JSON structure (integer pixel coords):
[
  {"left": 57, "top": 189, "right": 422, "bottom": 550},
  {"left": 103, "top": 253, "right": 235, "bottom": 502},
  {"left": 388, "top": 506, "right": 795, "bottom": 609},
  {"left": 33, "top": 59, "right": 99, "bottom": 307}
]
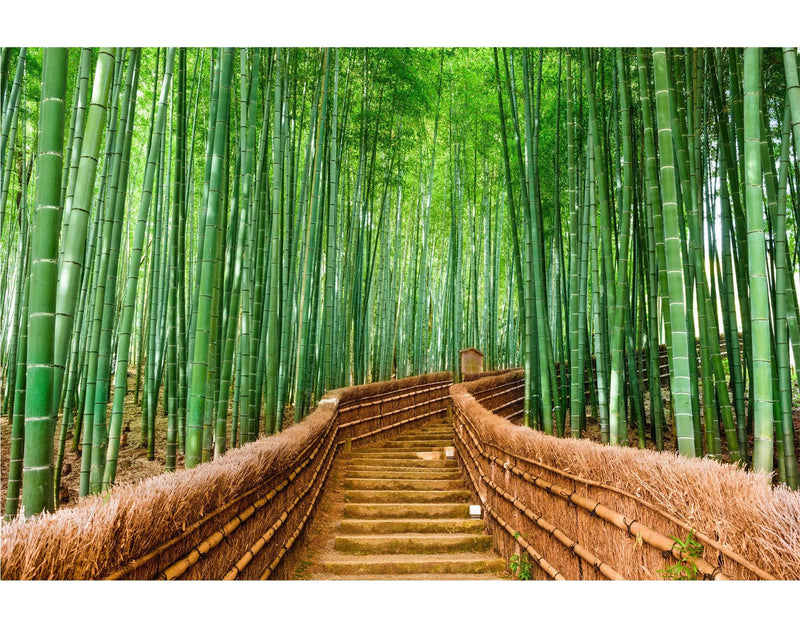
[
  {"left": 1, "top": 372, "right": 453, "bottom": 580},
  {"left": 452, "top": 373, "right": 800, "bottom": 580},
  {"left": 463, "top": 368, "right": 522, "bottom": 382},
  {"left": 1, "top": 395, "right": 338, "bottom": 580}
]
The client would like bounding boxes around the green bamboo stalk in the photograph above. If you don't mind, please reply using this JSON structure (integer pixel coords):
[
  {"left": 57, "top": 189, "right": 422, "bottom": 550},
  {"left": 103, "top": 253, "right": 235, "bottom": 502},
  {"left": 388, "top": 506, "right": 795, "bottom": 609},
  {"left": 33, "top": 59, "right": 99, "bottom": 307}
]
[
  {"left": 775, "top": 101, "right": 799, "bottom": 488},
  {"left": 58, "top": 48, "right": 91, "bottom": 273},
  {"left": 652, "top": 48, "right": 695, "bottom": 457},
  {"left": 566, "top": 52, "right": 585, "bottom": 438},
  {"left": 743, "top": 48, "right": 773, "bottom": 476},
  {"left": 636, "top": 48, "right": 673, "bottom": 430},
  {"left": 0, "top": 48, "right": 25, "bottom": 217},
  {"left": 264, "top": 47, "right": 283, "bottom": 433},
  {"left": 186, "top": 48, "right": 234, "bottom": 468},
  {"left": 3, "top": 203, "right": 29, "bottom": 519},
  {"left": 784, "top": 49, "right": 800, "bottom": 173},
  {"left": 323, "top": 48, "right": 340, "bottom": 393},
  {"left": 608, "top": 49, "right": 634, "bottom": 446},
  {"left": 103, "top": 48, "right": 175, "bottom": 489},
  {"left": 52, "top": 48, "right": 115, "bottom": 419},
  {"left": 294, "top": 49, "right": 330, "bottom": 422},
  {"left": 21, "top": 48, "right": 67, "bottom": 517},
  {"left": 166, "top": 48, "right": 186, "bottom": 470}
]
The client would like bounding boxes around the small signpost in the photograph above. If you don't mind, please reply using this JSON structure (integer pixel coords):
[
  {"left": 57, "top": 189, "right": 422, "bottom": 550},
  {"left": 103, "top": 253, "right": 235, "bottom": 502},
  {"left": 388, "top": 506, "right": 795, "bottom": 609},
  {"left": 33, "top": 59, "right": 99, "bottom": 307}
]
[{"left": 459, "top": 347, "right": 485, "bottom": 379}]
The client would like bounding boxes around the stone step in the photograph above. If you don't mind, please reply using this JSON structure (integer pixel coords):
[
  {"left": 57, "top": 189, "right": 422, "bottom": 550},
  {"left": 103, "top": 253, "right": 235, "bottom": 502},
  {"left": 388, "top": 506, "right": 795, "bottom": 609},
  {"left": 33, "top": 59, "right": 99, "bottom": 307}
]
[
  {"left": 318, "top": 553, "right": 506, "bottom": 576},
  {"left": 344, "top": 477, "right": 465, "bottom": 491},
  {"left": 312, "top": 573, "right": 504, "bottom": 580},
  {"left": 334, "top": 533, "right": 493, "bottom": 554},
  {"left": 344, "top": 489, "right": 472, "bottom": 504},
  {"left": 345, "top": 468, "right": 462, "bottom": 480},
  {"left": 339, "top": 517, "right": 484, "bottom": 534},
  {"left": 399, "top": 427, "right": 453, "bottom": 433},
  {"left": 377, "top": 439, "right": 454, "bottom": 449},
  {"left": 408, "top": 431, "right": 454, "bottom": 438},
  {"left": 347, "top": 458, "right": 457, "bottom": 469},
  {"left": 351, "top": 450, "right": 444, "bottom": 459},
  {"left": 392, "top": 431, "right": 454, "bottom": 440},
  {"left": 344, "top": 502, "right": 471, "bottom": 519}
]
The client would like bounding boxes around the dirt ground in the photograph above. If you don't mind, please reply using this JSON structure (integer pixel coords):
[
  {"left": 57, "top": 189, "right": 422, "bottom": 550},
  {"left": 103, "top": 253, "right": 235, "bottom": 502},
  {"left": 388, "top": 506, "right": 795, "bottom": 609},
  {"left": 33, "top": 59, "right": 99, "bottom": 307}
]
[
  {"left": 578, "top": 384, "right": 800, "bottom": 476},
  {"left": 0, "top": 371, "right": 299, "bottom": 513},
  {"left": 0, "top": 377, "right": 170, "bottom": 511}
]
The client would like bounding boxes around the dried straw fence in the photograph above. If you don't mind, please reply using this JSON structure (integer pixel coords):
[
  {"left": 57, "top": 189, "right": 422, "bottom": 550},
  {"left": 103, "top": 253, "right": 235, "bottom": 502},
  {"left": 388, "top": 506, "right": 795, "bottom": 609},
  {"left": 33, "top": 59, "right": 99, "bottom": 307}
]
[
  {"left": 451, "top": 369, "right": 800, "bottom": 580},
  {"left": 0, "top": 372, "right": 452, "bottom": 580}
]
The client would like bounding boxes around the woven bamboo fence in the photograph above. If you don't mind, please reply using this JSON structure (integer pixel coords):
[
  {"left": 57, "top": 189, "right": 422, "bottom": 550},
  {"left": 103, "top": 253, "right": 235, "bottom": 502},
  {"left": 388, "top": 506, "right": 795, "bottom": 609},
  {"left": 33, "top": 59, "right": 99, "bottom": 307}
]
[
  {"left": 0, "top": 372, "right": 453, "bottom": 580},
  {"left": 451, "top": 370, "right": 800, "bottom": 580}
]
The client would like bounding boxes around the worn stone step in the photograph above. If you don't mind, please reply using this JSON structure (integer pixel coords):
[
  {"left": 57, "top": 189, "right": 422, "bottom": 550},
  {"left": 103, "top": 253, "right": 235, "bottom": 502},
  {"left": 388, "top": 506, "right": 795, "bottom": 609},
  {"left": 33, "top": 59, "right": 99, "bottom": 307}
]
[
  {"left": 400, "top": 428, "right": 453, "bottom": 435},
  {"left": 351, "top": 450, "right": 444, "bottom": 460},
  {"left": 344, "top": 477, "right": 465, "bottom": 491},
  {"left": 344, "top": 502, "right": 471, "bottom": 519},
  {"left": 334, "top": 533, "right": 493, "bottom": 554},
  {"left": 346, "top": 468, "right": 462, "bottom": 480},
  {"left": 339, "top": 518, "right": 485, "bottom": 534},
  {"left": 318, "top": 553, "right": 505, "bottom": 577},
  {"left": 395, "top": 424, "right": 453, "bottom": 439},
  {"left": 312, "top": 573, "right": 504, "bottom": 580},
  {"left": 393, "top": 431, "right": 453, "bottom": 440},
  {"left": 345, "top": 489, "right": 472, "bottom": 504},
  {"left": 377, "top": 440, "right": 453, "bottom": 449},
  {"left": 347, "top": 458, "right": 457, "bottom": 469}
]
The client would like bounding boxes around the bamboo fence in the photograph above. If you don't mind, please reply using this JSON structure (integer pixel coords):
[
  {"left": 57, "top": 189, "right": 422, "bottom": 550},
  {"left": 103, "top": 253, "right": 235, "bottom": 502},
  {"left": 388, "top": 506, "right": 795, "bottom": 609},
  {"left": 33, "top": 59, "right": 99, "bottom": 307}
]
[
  {"left": 451, "top": 370, "right": 800, "bottom": 580},
  {"left": 0, "top": 372, "right": 453, "bottom": 580}
]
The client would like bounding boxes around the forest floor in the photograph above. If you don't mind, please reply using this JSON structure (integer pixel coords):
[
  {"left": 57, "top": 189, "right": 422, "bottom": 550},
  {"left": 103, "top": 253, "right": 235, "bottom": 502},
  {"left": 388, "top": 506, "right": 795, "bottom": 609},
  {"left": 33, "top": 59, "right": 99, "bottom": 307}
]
[
  {"left": 1, "top": 374, "right": 170, "bottom": 511},
  {"left": 2, "top": 376, "right": 800, "bottom": 516},
  {"left": 571, "top": 383, "right": 800, "bottom": 473},
  {"left": 0, "top": 370, "right": 296, "bottom": 513}
]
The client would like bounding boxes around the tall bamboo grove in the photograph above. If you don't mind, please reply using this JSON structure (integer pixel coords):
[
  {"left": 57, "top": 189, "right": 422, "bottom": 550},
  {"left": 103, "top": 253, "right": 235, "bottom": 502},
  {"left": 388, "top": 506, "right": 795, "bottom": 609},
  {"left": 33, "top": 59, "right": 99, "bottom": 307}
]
[{"left": 1, "top": 47, "right": 799, "bottom": 519}]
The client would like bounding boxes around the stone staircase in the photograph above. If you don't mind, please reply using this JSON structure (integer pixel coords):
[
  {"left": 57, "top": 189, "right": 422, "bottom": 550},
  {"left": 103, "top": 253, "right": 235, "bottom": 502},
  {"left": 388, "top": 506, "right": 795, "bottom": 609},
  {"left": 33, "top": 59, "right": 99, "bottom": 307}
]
[{"left": 306, "top": 418, "right": 507, "bottom": 579}]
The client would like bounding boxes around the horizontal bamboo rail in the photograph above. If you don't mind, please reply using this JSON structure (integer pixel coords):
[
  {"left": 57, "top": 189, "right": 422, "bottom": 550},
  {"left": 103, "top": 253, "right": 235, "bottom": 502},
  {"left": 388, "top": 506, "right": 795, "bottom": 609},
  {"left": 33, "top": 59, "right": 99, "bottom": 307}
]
[
  {"left": 465, "top": 372, "right": 776, "bottom": 580},
  {"left": 450, "top": 370, "right": 783, "bottom": 581},
  {"left": 454, "top": 403, "right": 621, "bottom": 580}
]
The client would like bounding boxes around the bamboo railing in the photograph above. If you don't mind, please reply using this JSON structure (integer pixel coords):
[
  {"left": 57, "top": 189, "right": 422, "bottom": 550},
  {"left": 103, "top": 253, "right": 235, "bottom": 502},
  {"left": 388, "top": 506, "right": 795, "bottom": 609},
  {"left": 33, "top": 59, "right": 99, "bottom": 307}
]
[
  {"left": 4, "top": 339, "right": 797, "bottom": 581},
  {"left": 450, "top": 370, "right": 799, "bottom": 580},
  {"left": 0, "top": 372, "right": 453, "bottom": 580}
]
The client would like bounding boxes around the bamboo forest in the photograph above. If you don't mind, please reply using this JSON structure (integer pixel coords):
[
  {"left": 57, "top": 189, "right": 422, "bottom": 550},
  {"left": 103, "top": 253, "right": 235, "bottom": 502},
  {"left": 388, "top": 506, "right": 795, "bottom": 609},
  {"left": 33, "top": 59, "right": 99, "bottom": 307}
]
[{"left": 1, "top": 45, "right": 800, "bottom": 585}]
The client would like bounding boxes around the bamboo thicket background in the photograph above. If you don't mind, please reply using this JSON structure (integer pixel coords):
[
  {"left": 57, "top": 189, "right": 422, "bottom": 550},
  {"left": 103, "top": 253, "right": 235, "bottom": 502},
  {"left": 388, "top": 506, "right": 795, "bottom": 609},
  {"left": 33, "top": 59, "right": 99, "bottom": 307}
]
[{"left": 1, "top": 46, "right": 800, "bottom": 523}]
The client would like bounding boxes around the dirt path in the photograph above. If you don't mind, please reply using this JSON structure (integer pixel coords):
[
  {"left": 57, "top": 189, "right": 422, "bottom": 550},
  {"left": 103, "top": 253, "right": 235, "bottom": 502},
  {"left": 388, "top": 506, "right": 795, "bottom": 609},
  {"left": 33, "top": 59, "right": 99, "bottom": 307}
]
[{"left": 290, "top": 418, "right": 509, "bottom": 580}]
